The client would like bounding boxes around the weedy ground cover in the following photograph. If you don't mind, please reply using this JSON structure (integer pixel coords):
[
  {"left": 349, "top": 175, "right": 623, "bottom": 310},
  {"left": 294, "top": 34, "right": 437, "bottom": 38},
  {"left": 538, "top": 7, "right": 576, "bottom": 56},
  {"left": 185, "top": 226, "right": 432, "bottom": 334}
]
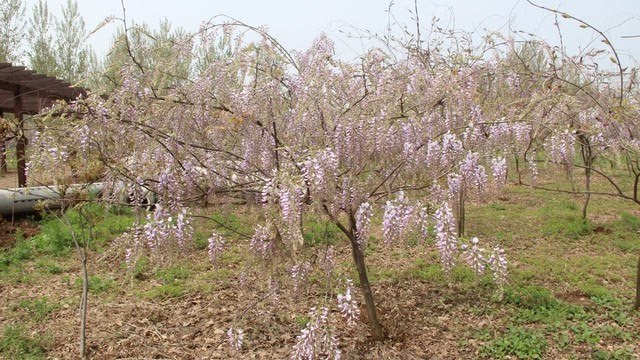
[{"left": 0, "top": 174, "right": 638, "bottom": 359}]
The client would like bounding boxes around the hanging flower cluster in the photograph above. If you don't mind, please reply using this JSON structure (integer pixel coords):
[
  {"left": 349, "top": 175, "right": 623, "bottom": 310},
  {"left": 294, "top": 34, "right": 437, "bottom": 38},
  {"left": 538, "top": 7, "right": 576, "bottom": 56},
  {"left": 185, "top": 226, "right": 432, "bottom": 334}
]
[
  {"left": 207, "top": 232, "right": 225, "bottom": 265},
  {"left": 461, "top": 237, "right": 486, "bottom": 275},
  {"left": 382, "top": 192, "right": 417, "bottom": 247},
  {"left": 355, "top": 202, "right": 372, "bottom": 249},
  {"left": 291, "top": 262, "right": 312, "bottom": 294},
  {"left": 291, "top": 307, "right": 341, "bottom": 360},
  {"left": 487, "top": 246, "right": 508, "bottom": 286},
  {"left": 250, "top": 224, "right": 274, "bottom": 259},
  {"left": 227, "top": 327, "right": 244, "bottom": 352},
  {"left": 336, "top": 279, "right": 360, "bottom": 326},
  {"left": 434, "top": 202, "right": 458, "bottom": 272},
  {"left": 547, "top": 129, "right": 577, "bottom": 167},
  {"left": 491, "top": 157, "right": 508, "bottom": 191},
  {"left": 142, "top": 205, "right": 193, "bottom": 255}
]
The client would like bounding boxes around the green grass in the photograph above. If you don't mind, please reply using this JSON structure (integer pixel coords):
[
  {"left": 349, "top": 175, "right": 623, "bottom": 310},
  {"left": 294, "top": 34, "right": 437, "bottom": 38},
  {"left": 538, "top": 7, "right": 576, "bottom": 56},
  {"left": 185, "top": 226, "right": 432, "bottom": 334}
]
[
  {"left": 74, "top": 275, "right": 115, "bottom": 294},
  {"left": 138, "top": 284, "right": 185, "bottom": 300},
  {"left": 32, "top": 204, "right": 135, "bottom": 255},
  {"left": 207, "top": 211, "right": 255, "bottom": 240},
  {"left": 404, "top": 258, "right": 445, "bottom": 282},
  {"left": 1, "top": 204, "right": 136, "bottom": 275},
  {"left": 9, "top": 297, "right": 61, "bottom": 321},
  {"left": 503, "top": 286, "right": 588, "bottom": 325},
  {"left": 154, "top": 265, "right": 191, "bottom": 284},
  {"left": 303, "top": 215, "right": 342, "bottom": 246},
  {"left": 541, "top": 217, "right": 593, "bottom": 238},
  {"left": 0, "top": 235, "right": 34, "bottom": 270},
  {"left": 1, "top": 168, "right": 639, "bottom": 358},
  {"left": 34, "top": 258, "right": 66, "bottom": 275},
  {"left": 0, "top": 325, "right": 46, "bottom": 359}
]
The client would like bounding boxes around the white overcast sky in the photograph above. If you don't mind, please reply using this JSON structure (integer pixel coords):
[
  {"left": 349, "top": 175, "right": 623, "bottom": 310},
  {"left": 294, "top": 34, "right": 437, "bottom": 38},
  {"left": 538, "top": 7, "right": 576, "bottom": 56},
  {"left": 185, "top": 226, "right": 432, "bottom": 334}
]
[{"left": 24, "top": 0, "right": 640, "bottom": 65}]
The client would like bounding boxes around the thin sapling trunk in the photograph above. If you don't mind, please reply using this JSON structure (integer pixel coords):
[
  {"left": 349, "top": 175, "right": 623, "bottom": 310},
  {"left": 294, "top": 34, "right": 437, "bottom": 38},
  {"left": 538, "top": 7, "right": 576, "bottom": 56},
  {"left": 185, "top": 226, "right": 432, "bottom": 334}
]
[
  {"left": 331, "top": 210, "right": 385, "bottom": 339},
  {"left": 635, "top": 252, "right": 640, "bottom": 310},
  {"left": 61, "top": 207, "right": 92, "bottom": 359}
]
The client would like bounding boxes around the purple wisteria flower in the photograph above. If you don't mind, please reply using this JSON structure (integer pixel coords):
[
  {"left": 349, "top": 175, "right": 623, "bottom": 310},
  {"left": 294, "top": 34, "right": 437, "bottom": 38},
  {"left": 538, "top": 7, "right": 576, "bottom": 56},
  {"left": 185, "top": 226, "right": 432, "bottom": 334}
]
[
  {"left": 208, "top": 232, "right": 225, "bottom": 265},
  {"left": 434, "top": 202, "right": 458, "bottom": 272},
  {"left": 355, "top": 202, "right": 372, "bottom": 249},
  {"left": 337, "top": 279, "right": 360, "bottom": 326},
  {"left": 291, "top": 307, "right": 341, "bottom": 360}
]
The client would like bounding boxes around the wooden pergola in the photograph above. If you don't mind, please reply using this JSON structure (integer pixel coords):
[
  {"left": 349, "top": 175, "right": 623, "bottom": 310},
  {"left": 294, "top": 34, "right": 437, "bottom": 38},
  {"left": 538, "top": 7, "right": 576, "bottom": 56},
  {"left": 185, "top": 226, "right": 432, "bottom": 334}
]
[{"left": 0, "top": 63, "right": 86, "bottom": 187}]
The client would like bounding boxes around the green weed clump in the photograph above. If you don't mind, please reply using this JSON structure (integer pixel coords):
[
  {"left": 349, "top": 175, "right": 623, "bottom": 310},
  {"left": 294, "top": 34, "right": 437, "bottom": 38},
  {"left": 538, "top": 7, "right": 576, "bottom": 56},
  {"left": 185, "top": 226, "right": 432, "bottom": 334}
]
[
  {"left": 1, "top": 204, "right": 136, "bottom": 272},
  {"left": 303, "top": 216, "right": 342, "bottom": 246},
  {"left": 154, "top": 265, "right": 191, "bottom": 284},
  {"left": 404, "top": 258, "right": 445, "bottom": 283},
  {"left": 34, "top": 258, "right": 65, "bottom": 275},
  {"left": 0, "top": 237, "right": 33, "bottom": 270},
  {"left": 542, "top": 217, "right": 593, "bottom": 239},
  {"left": 138, "top": 284, "right": 185, "bottom": 299},
  {"left": 592, "top": 347, "right": 636, "bottom": 360},
  {"left": 480, "top": 326, "right": 548, "bottom": 359},
  {"left": 503, "top": 286, "right": 586, "bottom": 324},
  {"left": 611, "top": 212, "right": 640, "bottom": 232},
  {"left": 33, "top": 204, "right": 135, "bottom": 255},
  {"left": 74, "top": 275, "right": 115, "bottom": 294}
]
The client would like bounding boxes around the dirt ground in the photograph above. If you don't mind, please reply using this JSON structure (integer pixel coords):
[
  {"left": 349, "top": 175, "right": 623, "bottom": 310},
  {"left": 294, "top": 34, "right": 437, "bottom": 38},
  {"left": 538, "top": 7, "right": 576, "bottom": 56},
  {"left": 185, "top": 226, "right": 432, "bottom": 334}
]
[
  {"left": 0, "top": 171, "right": 18, "bottom": 189},
  {"left": 0, "top": 216, "right": 39, "bottom": 249},
  {"left": 1, "top": 178, "right": 640, "bottom": 359}
]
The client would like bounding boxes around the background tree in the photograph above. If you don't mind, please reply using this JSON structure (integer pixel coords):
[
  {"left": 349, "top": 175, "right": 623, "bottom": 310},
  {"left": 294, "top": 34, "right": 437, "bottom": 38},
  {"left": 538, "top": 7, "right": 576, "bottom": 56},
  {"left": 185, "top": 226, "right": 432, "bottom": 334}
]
[
  {"left": 27, "top": 0, "right": 58, "bottom": 76},
  {"left": 102, "top": 19, "right": 192, "bottom": 92},
  {"left": 0, "top": 0, "right": 27, "bottom": 63},
  {"left": 54, "top": 0, "right": 95, "bottom": 85}
]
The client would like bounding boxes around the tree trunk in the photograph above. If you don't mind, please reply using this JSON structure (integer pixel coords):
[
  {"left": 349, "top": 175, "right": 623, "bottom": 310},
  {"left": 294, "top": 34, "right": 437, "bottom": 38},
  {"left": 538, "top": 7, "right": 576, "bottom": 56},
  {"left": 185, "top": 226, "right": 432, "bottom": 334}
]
[
  {"left": 63, "top": 210, "right": 89, "bottom": 358},
  {"left": 514, "top": 155, "right": 522, "bottom": 185},
  {"left": 350, "top": 235, "right": 384, "bottom": 339},
  {"left": 80, "top": 254, "right": 88, "bottom": 359},
  {"left": 0, "top": 110, "right": 5, "bottom": 173},
  {"left": 580, "top": 134, "right": 592, "bottom": 219},
  {"left": 457, "top": 188, "right": 465, "bottom": 237},
  {"left": 635, "top": 251, "right": 640, "bottom": 310},
  {"left": 331, "top": 211, "right": 385, "bottom": 339}
]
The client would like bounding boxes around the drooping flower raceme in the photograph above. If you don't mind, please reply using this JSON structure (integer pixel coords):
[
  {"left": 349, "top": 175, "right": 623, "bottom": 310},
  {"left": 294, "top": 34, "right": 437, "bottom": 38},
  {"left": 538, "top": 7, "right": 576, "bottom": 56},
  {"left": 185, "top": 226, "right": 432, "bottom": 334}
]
[
  {"left": 291, "top": 307, "right": 341, "bottom": 360},
  {"left": 382, "top": 192, "right": 414, "bottom": 247},
  {"left": 355, "top": 202, "right": 372, "bottom": 249},
  {"left": 528, "top": 152, "right": 538, "bottom": 184},
  {"left": 143, "top": 205, "right": 194, "bottom": 254},
  {"left": 487, "top": 246, "right": 508, "bottom": 286},
  {"left": 337, "top": 279, "right": 360, "bottom": 326},
  {"left": 291, "top": 262, "right": 312, "bottom": 294},
  {"left": 174, "top": 208, "right": 192, "bottom": 250},
  {"left": 461, "top": 237, "right": 485, "bottom": 275},
  {"left": 491, "top": 157, "right": 507, "bottom": 191},
  {"left": 125, "top": 248, "right": 133, "bottom": 269},
  {"left": 434, "top": 202, "right": 458, "bottom": 272},
  {"left": 227, "top": 327, "right": 244, "bottom": 352},
  {"left": 208, "top": 232, "right": 225, "bottom": 265},
  {"left": 547, "top": 129, "right": 576, "bottom": 168},
  {"left": 250, "top": 224, "right": 274, "bottom": 260},
  {"left": 143, "top": 204, "right": 171, "bottom": 254}
]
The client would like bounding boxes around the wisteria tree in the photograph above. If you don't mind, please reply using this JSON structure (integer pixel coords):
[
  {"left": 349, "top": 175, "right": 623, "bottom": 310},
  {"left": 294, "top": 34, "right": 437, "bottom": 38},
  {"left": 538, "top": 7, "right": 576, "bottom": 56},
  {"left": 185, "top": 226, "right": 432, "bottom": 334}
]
[
  {"left": 27, "top": 22, "right": 516, "bottom": 340},
  {"left": 26, "top": 10, "right": 639, "bottom": 355}
]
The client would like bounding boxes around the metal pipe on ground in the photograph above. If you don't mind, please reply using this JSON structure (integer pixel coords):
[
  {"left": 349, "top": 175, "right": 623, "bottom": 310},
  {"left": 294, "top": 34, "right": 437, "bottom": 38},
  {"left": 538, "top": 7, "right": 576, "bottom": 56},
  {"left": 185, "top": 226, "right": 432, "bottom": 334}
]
[{"left": 0, "top": 183, "right": 103, "bottom": 216}]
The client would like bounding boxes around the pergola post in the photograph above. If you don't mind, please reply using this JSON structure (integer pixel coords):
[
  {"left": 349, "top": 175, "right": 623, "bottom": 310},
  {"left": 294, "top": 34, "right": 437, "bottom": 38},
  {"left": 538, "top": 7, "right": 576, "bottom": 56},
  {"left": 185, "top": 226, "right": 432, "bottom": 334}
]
[
  {"left": 14, "top": 86, "right": 26, "bottom": 187},
  {"left": 0, "top": 109, "right": 5, "bottom": 173},
  {"left": 0, "top": 63, "right": 87, "bottom": 188}
]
